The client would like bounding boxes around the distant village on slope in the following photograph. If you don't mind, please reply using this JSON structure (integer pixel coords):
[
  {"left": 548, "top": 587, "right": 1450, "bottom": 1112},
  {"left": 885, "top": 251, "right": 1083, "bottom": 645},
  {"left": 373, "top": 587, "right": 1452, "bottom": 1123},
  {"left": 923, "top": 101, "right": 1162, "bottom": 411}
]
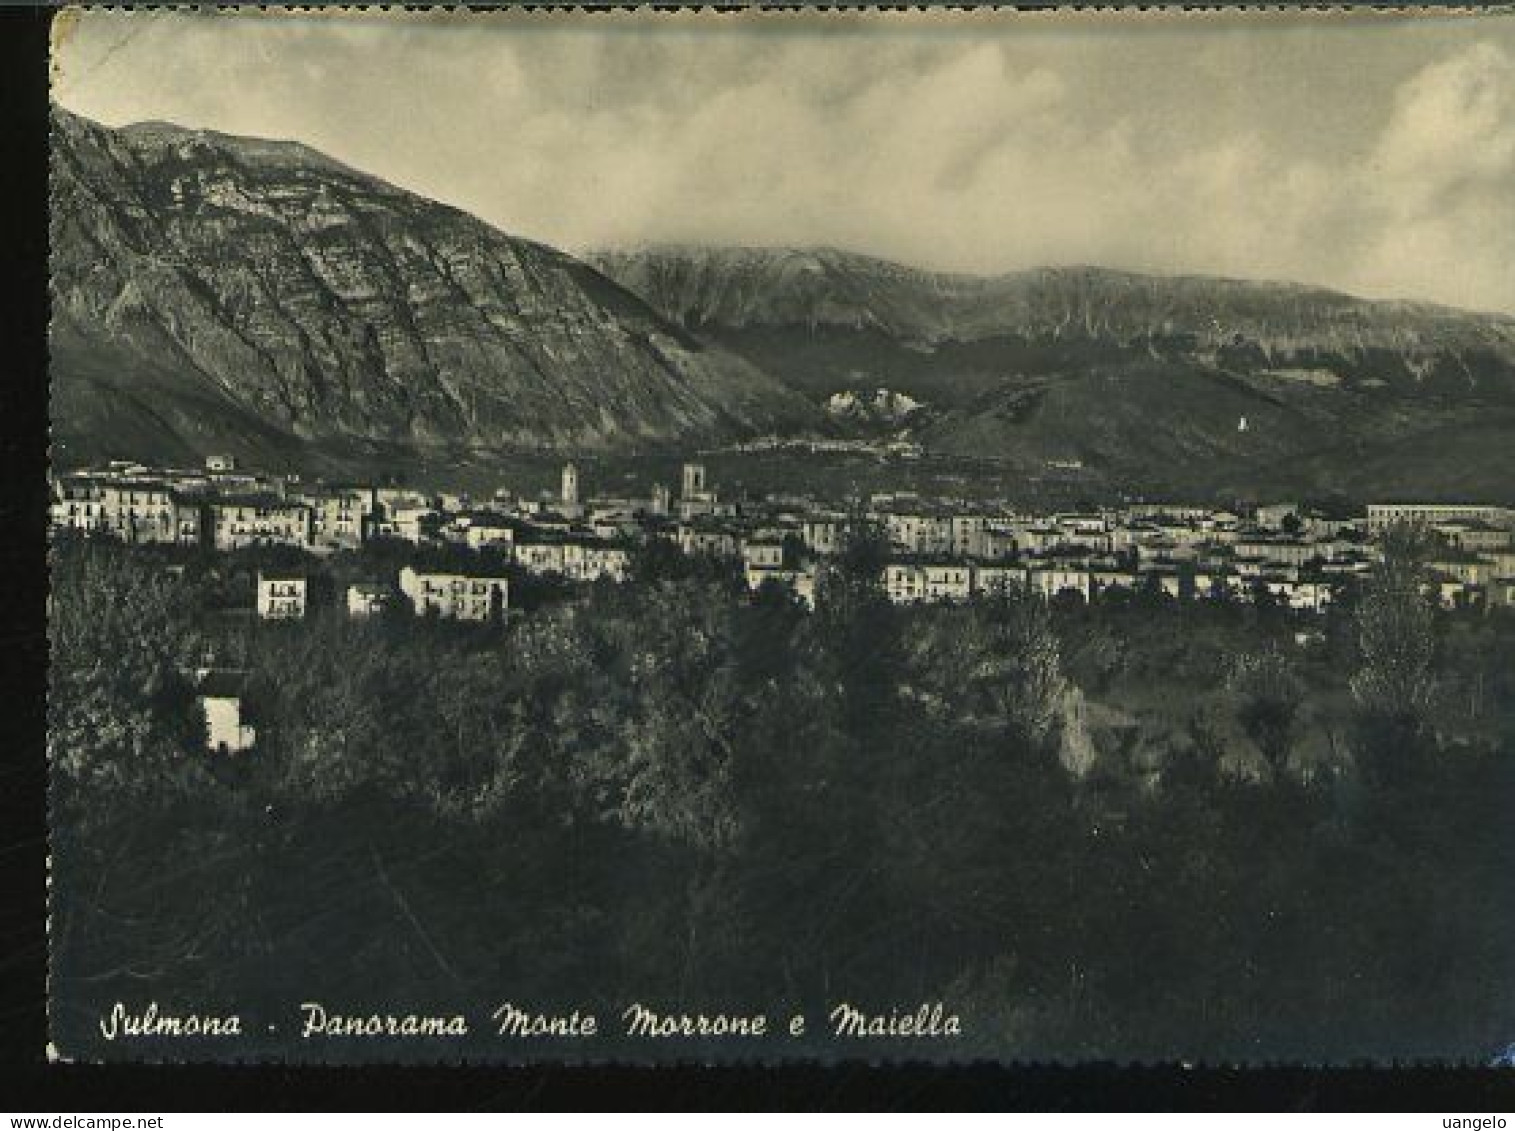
[{"left": 53, "top": 450, "right": 1515, "bottom": 756}]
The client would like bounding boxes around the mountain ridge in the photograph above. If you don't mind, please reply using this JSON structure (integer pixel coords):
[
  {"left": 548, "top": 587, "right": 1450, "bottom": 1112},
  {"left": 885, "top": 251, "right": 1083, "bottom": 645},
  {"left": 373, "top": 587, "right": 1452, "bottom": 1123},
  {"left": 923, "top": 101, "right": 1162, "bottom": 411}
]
[
  {"left": 588, "top": 244, "right": 1515, "bottom": 363},
  {"left": 596, "top": 242, "right": 1515, "bottom": 321}
]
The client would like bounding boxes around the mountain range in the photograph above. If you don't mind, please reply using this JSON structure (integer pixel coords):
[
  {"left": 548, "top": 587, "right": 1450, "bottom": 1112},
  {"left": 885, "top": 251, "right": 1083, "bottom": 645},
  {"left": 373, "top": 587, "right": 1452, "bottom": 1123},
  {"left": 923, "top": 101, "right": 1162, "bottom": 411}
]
[
  {"left": 51, "top": 110, "right": 1515, "bottom": 500},
  {"left": 590, "top": 246, "right": 1515, "bottom": 500}
]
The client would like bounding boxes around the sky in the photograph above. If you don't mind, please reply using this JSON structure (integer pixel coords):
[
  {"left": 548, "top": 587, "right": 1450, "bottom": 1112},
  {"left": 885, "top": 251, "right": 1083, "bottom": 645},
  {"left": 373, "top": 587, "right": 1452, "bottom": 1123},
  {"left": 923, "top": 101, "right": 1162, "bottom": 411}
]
[{"left": 52, "top": 7, "right": 1515, "bottom": 314}]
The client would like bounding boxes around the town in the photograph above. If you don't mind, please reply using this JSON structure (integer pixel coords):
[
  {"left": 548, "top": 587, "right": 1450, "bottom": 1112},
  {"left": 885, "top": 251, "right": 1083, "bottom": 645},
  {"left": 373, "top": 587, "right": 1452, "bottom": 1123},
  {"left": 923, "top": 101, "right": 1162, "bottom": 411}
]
[{"left": 51, "top": 454, "right": 1515, "bottom": 624}]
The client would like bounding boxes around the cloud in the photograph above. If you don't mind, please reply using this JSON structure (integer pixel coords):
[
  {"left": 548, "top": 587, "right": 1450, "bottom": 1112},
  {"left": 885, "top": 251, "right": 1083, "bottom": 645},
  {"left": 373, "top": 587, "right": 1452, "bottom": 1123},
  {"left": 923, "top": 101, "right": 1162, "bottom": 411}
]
[
  {"left": 52, "top": 10, "right": 1515, "bottom": 313},
  {"left": 1347, "top": 41, "right": 1515, "bottom": 312}
]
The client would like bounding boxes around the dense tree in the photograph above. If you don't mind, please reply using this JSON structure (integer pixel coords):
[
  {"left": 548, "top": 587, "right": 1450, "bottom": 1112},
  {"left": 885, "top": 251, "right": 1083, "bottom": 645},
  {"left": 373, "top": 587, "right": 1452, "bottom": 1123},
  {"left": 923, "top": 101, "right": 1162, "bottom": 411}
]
[
  {"left": 49, "top": 537, "right": 206, "bottom": 798},
  {"left": 1350, "top": 523, "right": 1440, "bottom": 780},
  {"left": 44, "top": 535, "right": 1515, "bottom": 1062}
]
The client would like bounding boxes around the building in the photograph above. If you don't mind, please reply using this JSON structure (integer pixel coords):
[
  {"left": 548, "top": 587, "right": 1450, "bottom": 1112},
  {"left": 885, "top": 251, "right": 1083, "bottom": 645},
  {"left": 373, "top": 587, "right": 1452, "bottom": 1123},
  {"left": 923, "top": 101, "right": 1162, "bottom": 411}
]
[
  {"left": 346, "top": 582, "right": 393, "bottom": 618},
  {"left": 884, "top": 563, "right": 927, "bottom": 604},
  {"left": 1026, "top": 565, "right": 1092, "bottom": 602},
  {"left": 742, "top": 538, "right": 788, "bottom": 571},
  {"left": 561, "top": 540, "right": 632, "bottom": 583},
  {"left": 373, "top": 504, "right": 439, "bottom": 545},
  {"left": 745, "top": 565, "right": 817, "bottom": 608},
  {"left": 49, "top": 475, "right": 111, "bottom": 535},
  {"left": 561, "top": 463, "right": 580, "bottom": 509},
  {"left": 1487, "top": 579, "right": 1515, "bottom": 609},
  {"left": 1482, "top": 549, "right": 1515, "bottom": 579},
  {"left": 1254, "top": 503, "right": 1302, "bottom": 530},
  {"left": 299, "top": 486, "right": 376, "bottom": 553},
  {"left": 49, "top": 475, "right": 188, "bottom": 544},
  {"left": 256, "top": 571, "right": 308, "bottom": 620},
  {"left": 920, "top": 562, "right": 974, "bottom": 602},
  {"left": 162, "top": 494, "right": 209, "bottom": 546},
  {"left": 398, "top": 566, "right": 508, "bottom": 622},
  {"left": 1260, "top": 577, "right": 1334, "bottom": 612},
  {"left": 1017, "top": 525, "right": 1070, "bottom": 554},
  {"left": 1433, "top": 521, "right": 1512, "bottom": 553},
  {"left": 211, "top": 496, "right": 313, "bottom": 551},
  {"left": 1089, "top": 566, "right": 1141, "bottom": 598},
  {"left": 512, "top": 534, "right": 629, "bottom": 582},
  {"left": 800, "top": 516, "right": 846, "bottom": 556},
  {"left": 205, "top": 454, "right": 237, "bottom": 474},
  {"left": 460, "top": 514, "right": 517, "bottom": 552},
  {"left": 678, "top": 463, "right": 719, "bottom": 518},
  {"left": 1233, "top": 537, "right": 1318, "bottom": 568},
  {"left": 973, "top": 563, "right": 1025, "bottom": 596},
  {"left": 515, "top": 540, "right": 567, "bottom": 576},
  {"left": 198, "top": 671, "right": 255, "bottom": 755},
  {"left": 950, "top": 514, "right": 991, "bottom": 559},
  {"left": 678, "top": 523, "right": 740, "bottom": 559},
  {"left": 1428, "top": 557, "right": 1493, "bottom": 586},
  {"left": 878, "top": 510, "right": 953, "bottom": 556},
  {"left": 376, "top": 486, "right": 430, "bottom": 512},
  {"left": 1367, "top": 503, "right": 1515, "bottom": 533},
  {"left": 980, "top": 525, "right": 1020, "bottom": 561},
  {"left": 1434, "top": 578, "right": 1483, "bottom": 610}
]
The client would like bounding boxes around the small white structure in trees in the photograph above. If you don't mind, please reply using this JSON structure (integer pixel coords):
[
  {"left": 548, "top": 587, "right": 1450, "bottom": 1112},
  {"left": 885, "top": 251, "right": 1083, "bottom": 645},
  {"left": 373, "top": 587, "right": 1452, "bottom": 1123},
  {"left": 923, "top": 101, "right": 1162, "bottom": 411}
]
[{"left": 198, "top": 671, "right": 256, "bottom": 755}]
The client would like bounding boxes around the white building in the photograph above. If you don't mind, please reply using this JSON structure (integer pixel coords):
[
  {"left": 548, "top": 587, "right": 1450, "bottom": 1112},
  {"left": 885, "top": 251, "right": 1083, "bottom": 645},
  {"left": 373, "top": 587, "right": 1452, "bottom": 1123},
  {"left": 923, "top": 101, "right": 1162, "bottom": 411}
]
[
  {"left": 800, "top": 516, "right": 846, "bottom": 556},
  {"left": 650, "top": 483, "right": 672, "bottom": 517},
  {"left": 299, "top": 486, "right": 376, "bottom": 553},
  {"left": 256, "top": 571, "right": 307, "bottom": 620},
  {"left": 1367, "top": 503, "right": 1515, "bottom": 533},
  {"left": 374, "top": 504, "right": 439, "bottom": 545},
  {"left": 212, "top": 497, "right": 312, "bottom": 551},
  {"left": 561, "top": 540, "right": 632, "bottom": 583},
  {"left": 515, "top": 541, "right": 567, "bottom": 575},
  {"left": 1026, "top": 565, "right": 1092, "bottom": 602},
  {"left": 50, "top": 475, "right": 197, "bottom": 545},
  {"left": 949, "top": 514, "right": 991, "bottom": 559},
  {"left": 742, "top": 539, "right": 788, "bottom": 570},
  {"left": 878, "top": 510, "right": 953, "bottom": 556},
  {"left": 346, "top": 582, "right": 392, "bottom": 618},
  {"left": 398, "top": 566, "right": 508, "bottom": 622},
  {"left": 679, "top": 524, "right": 740, "bottom": 558},
  {"left": 920, "top": 562, "right": 974, "bottom": 602},
  {"left": 198, "top": 671, "right": 255, "bottom": 755},
  {"left": 973, "top": 564, "right": 1025, "bottom": 596},
  {"left": 884, "top": 563, "right": 927, "bottom": 604}
]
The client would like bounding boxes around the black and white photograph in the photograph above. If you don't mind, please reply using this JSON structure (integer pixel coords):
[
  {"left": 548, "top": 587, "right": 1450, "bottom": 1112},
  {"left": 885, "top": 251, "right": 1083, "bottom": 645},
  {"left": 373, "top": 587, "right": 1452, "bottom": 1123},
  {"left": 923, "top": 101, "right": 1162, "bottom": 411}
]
[{"left": 44, "top": 6, "right": 1515, "bottom": 1066}]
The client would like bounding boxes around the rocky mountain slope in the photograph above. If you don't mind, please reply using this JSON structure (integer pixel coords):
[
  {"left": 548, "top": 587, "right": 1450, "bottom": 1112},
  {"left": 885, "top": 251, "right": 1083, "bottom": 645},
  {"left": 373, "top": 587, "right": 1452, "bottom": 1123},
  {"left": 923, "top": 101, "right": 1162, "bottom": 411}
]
[
  {"left": 51, "top": 111, "right": 815, "bottom": 470},
  {"left": 591, "top": 246, "right": 1515, "bottom": 500}
]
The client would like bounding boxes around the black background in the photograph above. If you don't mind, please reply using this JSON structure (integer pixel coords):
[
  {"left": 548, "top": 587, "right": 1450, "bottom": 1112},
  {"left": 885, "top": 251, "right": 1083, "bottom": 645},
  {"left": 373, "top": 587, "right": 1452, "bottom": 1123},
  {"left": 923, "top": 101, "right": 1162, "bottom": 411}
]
[{"left": 4, "top": 3, "right": 1515, "bottom": 1111}]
